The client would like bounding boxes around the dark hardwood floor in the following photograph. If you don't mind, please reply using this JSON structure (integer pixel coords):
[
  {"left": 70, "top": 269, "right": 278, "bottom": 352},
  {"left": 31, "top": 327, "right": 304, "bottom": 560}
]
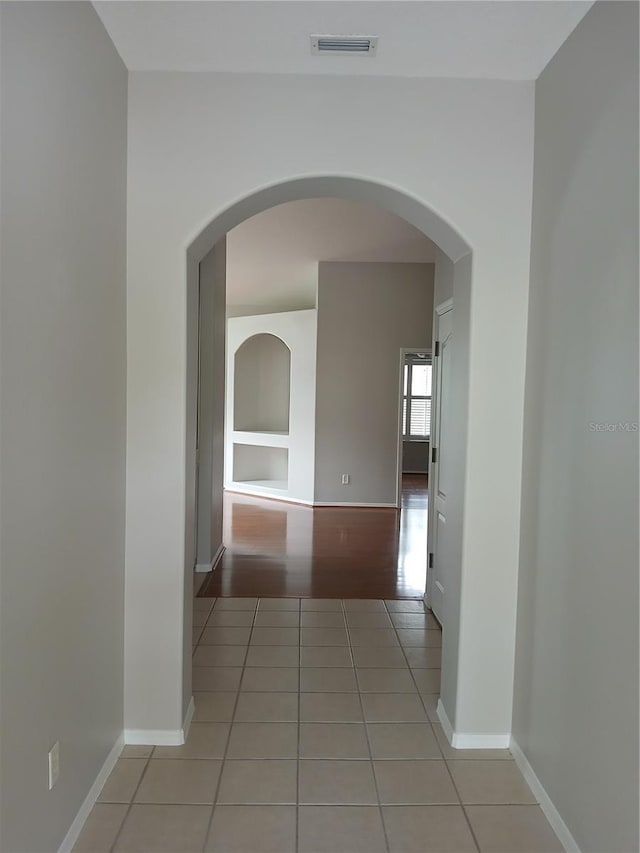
[{"left": 197, "top": 474, "right": 429, "bottom": 600}]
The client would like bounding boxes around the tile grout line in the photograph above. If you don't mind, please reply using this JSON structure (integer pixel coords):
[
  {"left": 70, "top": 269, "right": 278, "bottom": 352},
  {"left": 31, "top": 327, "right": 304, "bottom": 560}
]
[
  {"left": 106, "top": 752, "right": 154, "bottom": 853},
  {"left": 385, "top": 598, "right": 478, "bottom": 841},
  {"left": 105, "top": 597, "right": 214, "bottom": 852},
  {"left": 346, "top": 601, "right": 392, "bottom": 853},
  {"left": 442, "top": 763, "right": 482, "bottom": 851},
  {"left": 387, "top": 603, "right": 482, "bottom": 853},
  {"left": 377, "top": 598, "right": 446, "bottom": 845},
  {"left": 387, "top": 601, "right": 446, "bottom": 759},
  {"left": 200, "top": 598, "right": 258, "bottom": 850}
]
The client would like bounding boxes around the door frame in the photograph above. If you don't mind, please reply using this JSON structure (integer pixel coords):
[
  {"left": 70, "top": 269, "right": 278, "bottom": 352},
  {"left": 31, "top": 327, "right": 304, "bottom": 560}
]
[
  {"left": 425, "top": 297, "right": 453, "bottom": 610},
  {"left": 396, "top": 346, "right": 433, "bottom": 509}
]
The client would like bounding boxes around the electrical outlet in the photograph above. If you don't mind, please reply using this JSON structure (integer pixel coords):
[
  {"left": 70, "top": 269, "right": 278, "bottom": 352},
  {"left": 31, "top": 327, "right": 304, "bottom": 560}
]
[
  {"left": 341, "top": 474, "right": 350, "bottom": 485},
  {"left": 48, "top": 741, "right": 60, "bottom": 790}
]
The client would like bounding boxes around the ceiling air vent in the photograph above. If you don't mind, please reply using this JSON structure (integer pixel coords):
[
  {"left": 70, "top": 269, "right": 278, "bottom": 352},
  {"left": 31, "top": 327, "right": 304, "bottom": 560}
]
[{"left": 310, "top": 35, "right": 378, "bottom": 56}]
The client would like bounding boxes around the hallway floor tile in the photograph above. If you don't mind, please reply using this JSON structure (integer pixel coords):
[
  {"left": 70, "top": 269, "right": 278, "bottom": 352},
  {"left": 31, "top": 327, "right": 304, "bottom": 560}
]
[{"left": 76, "top": 597, "right": 563, "bottom": 853}]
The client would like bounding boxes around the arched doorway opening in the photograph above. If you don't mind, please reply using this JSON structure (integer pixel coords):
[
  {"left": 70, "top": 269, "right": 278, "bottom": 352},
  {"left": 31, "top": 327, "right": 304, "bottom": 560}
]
[{"left": 183, "top": 175, "right": 472, "bottom": 744}]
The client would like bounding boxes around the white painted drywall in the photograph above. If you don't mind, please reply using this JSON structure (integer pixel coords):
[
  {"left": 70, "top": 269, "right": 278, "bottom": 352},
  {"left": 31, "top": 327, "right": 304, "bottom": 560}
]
[
  {"left": 513, "top": 3, "right": 639, "bottom": 851},
  {"left": 315, "top": 262, "right": 433, "bottom": 505},
  {"left": 225, "top": 310, "right": 317, "bottom": 505},
  {"left": 0, "top": 4, "right": 127, "bottom": 851},
  {"left": 125, "top": 71, "right": 535, "bottom": 739}
]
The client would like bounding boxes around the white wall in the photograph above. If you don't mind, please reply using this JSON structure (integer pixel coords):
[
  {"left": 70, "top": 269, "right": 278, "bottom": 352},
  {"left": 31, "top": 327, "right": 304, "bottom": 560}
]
[
  {"left": 226, "top": 310, "right": 317, "bottom": 505},
  {"left": 0, "top": 4, "right": 127, "bottom": 851},
  {"left": 315, "top": 262, "right": 433, "bottom": 505},
  {"left": 513, "top": 3, "right": 639, "bottom": 851},
  {"left": 125, "top": 71, "right": 535, "bottom": 740}
]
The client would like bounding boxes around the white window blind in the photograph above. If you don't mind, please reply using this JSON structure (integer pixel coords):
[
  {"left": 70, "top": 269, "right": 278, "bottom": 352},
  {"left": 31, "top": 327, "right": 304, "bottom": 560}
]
[{"left": 403, "top": 354, "right": 432, "bottom": 440}]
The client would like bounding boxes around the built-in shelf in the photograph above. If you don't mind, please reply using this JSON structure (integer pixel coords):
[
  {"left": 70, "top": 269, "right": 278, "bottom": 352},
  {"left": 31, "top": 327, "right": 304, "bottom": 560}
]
[
  {"left": 226, "top": 310, "right": 317, "bottom": 504},
  {"left": 233, "top": 430, "right": 289, "bottom": 448},
  {"left": 233, "top": 443, "right": 289, "bottom": 493}
]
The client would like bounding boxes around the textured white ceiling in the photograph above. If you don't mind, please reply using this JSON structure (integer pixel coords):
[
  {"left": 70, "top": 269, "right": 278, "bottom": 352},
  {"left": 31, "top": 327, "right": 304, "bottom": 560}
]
[
  {"left": 93, "top": 1, "right": 592, "bottom": 79},
  {"left": 226, "top": 197, "right": 437, "bottom": 315}
]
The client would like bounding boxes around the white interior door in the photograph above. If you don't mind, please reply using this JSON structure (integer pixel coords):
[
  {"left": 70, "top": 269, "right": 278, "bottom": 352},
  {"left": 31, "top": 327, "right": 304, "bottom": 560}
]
[{"left": 427, "top": 303, "right": 453, "bottom": 623}]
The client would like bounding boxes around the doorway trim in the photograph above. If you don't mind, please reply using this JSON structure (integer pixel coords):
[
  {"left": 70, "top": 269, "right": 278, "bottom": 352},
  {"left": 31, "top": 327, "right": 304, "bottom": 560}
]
[
  {"left": 426, "top": 297, "right": 453, "bottom": 612},
  {"left": 396, "top": 346, "right": 433, "bottom": 509}
]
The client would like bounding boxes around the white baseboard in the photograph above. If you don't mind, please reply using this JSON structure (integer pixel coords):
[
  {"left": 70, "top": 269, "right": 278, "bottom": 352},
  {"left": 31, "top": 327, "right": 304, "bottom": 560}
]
[
  {"left": 224, "top": 487, "right": 398, "bottom": 509},
  {"left": 195, "top": 544, "right": 225, "bottom": 573},
  {"left": 453, "top": 731, "right": 511, "bottom": 749},
  {"left": 436, "top": 699, "right": 511, "bottom": 749},
  {"left": 224, "top": 487, "right": 314, "bottom": 506},
  {"left": 58, "top": 733, "right": 124, "bottom": 853},
  {"left": 125, "top": 697, "right": 195, "bottom": 747},
  {"left": 182, "top": 695, "right": 195, "bottom": 742},
  {"left": 510, "top": 737, "right": 580, "bottom": 853},
  {"left": 437, "top": 698, "right": 455, "bottom": 742},
  {"left": 124, "top": 728, "right": 184, "bottom": 746},
  {"left": 312, "top": 501, "right": 398, "bottom": 508}
]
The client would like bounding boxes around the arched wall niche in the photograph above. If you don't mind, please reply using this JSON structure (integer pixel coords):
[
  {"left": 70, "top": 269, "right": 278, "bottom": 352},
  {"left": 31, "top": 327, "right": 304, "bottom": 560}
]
[
  {"left": 224, "top": 308, "right": 317, "bottom": 504},
  {"left": 233, "top": 333, "right": 291, "bottom": 434}
]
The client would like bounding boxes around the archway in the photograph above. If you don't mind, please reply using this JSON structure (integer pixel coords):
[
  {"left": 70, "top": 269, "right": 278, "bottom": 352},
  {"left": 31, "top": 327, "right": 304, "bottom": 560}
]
[
  {"left": 187, "top": 176, "right": 471, "bottom": 264},
  {"left": 183, "top": 175, "right": 472, "bottom": 744}
]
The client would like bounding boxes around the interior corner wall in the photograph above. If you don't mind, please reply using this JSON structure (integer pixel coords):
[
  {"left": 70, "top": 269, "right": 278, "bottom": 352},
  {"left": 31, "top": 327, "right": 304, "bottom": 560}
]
[
  {"left": 0, "top": 4, "right": 127, "bottom": 851},
  {"left": 314, "top": 262, "right": 434, "bottom": 505},
  {"left": 513, "top": 3, "right": 639, "bottom": 850}
]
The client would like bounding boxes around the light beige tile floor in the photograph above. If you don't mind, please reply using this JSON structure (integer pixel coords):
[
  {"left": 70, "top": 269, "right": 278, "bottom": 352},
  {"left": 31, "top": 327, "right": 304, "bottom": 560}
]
[{"left": 74, "top": 597, "right": 563, "bottom": 853}]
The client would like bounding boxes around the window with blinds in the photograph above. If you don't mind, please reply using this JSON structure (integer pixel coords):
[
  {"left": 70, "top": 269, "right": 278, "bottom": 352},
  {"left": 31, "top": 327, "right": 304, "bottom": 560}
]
[{"left": 403, "top": 354, "right": 432, "bottom": 440}]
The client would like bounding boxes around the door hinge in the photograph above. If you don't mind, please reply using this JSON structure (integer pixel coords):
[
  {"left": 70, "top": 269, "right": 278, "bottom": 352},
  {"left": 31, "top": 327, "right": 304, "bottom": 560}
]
[
  {"left": 428, "top": 552, "right": 434, "bottom": 569},
  {"left": 431, "top": 446, "right": 438, "bottom": 464},
  {"left": 434, "top": 340, "right": 440, "bottom": 357}
]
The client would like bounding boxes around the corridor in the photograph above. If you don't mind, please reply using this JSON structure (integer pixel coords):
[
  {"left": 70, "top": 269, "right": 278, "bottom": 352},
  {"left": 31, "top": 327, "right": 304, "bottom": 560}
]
[{"left": 74, "top": 596, "right": 562, "bottom": 852}]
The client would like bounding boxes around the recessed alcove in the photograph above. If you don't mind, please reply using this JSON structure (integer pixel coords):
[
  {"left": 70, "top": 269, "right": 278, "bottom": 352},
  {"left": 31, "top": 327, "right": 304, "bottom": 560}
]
[
  {"left": 225, "top": 309, "right": 317, "bottom": 504},
  {"left": 233, "top": 333, "right": 291, "bottom": 434},
  {"left": 232, "top": 443, "right": 289, "bottom": 492}
]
